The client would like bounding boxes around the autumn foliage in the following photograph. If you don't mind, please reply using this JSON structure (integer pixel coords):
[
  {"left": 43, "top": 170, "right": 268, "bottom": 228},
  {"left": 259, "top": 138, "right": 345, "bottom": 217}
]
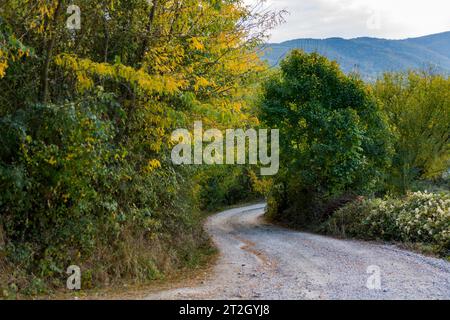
[{"left": 0, "top": 0, "right": 281, "bottom": 296}]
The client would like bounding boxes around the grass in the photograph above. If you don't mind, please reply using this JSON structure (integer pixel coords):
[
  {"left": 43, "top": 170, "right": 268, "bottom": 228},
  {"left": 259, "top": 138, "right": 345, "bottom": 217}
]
[
  {"left": 40, "top": 239, "right": 219, "bottom": 300},
  {"left": 0, "top": 208, "right": 219, "bottom": 300}
]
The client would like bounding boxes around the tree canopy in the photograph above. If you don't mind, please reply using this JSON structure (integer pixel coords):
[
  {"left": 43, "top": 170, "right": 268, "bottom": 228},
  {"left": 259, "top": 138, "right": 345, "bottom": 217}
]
[
  {"left": 0, "top": 0, "right": 282, "bottom": 295},
  {"left": 259, "top": 50, "right": 392, "bottom": 225},
  {"left": 373, "top": 71, "right": 450, "bottom": 193}
]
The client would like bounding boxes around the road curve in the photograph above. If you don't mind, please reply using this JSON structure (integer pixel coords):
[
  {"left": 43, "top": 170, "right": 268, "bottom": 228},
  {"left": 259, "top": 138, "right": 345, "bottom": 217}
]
[{"left": 146, "top": 203, "right": 450, "bottom": 300}]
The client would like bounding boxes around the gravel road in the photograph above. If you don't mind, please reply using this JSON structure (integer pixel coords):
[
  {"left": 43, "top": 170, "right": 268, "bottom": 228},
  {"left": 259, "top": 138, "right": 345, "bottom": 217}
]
[{"left": 145, "top": 203, "right": 450, "bottom": 300}]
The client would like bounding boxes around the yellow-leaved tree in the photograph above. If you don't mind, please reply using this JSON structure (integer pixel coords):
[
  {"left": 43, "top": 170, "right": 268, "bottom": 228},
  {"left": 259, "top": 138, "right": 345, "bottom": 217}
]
[{"left": 0, "top": 0, "right": 284, "bottom": 295}]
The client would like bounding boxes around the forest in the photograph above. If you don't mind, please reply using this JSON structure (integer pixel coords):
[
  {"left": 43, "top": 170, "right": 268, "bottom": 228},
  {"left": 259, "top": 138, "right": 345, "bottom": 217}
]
[{"left": 0, "top": 0, "right": 448, "bottom": 298}]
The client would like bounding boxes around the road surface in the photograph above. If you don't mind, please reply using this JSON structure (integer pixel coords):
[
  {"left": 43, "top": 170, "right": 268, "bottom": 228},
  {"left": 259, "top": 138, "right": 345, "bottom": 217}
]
[{"left": 146, "top": 203, "right": 450, "bottom": 300}]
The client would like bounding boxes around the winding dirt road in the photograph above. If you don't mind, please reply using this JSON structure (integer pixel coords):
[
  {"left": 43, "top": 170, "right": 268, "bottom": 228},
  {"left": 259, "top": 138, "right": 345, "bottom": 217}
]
[{"left": 146, "top": 203, "right": 450, "bottom": 300}]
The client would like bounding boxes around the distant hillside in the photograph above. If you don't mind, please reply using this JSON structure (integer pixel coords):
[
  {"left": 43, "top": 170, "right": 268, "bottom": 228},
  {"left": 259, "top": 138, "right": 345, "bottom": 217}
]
[{"left": 262, "top": 31, "right": 450, "bottom": 80}]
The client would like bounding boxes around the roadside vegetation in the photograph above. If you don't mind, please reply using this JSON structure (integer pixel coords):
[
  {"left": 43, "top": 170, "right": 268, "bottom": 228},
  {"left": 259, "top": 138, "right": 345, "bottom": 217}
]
[
  {"left": 0, "top": 0, "right": 280, "bottom": 297},
  {"left": 321, "top": 191, "right": 449, "bottom": 256},
  {"left": 260, "top": 50, "right": 449, "bottom": 258},
  {"left": 1, "top": 0, "right": 448, "bottom": 299}
]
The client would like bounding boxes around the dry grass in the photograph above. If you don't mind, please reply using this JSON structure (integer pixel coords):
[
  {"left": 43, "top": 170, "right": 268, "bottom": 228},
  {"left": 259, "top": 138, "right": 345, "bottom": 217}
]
[{"left": 0, "top": 211, "right": 218, "bottom": 300}]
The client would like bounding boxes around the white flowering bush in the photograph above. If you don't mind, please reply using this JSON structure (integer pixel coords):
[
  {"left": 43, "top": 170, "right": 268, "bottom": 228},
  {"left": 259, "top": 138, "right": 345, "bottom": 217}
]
[
  {"left": 392, "top": 191, "right": 450, "bottom": 247},
  {"left": 323, "top": 191, "right": 450, "bottom": 255}
]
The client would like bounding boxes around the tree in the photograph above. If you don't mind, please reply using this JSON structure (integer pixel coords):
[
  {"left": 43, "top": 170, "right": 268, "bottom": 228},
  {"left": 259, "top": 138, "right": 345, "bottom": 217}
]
[
  {"left": 0, "top": 0, "right": 284, "bottom": 293},
  {"left": 373, "top": 71, "right": 450, "bottom": 193},
  {"left": 259, "top": 50, "right": 392, "bottom": 226}
]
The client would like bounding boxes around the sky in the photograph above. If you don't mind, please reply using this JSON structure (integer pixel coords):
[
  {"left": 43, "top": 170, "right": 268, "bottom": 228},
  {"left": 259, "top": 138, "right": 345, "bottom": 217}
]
[{"left": 247, "top": 0, "right": 450, "bottom": 43}]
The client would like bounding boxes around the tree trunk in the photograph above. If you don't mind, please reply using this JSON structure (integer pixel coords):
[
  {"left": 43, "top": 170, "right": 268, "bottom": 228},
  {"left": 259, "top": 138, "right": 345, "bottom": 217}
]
[
  {"left": 40, "top": 0, "right": 64, "bottom": 103},
  {"left": 139, "top": 0, "right": 158, "bottom": 62}
]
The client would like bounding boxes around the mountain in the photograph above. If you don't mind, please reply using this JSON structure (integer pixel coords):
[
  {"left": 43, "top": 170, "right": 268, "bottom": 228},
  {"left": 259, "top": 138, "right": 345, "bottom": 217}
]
[{"left": 261, "top": 31, "right": 450, "bottom": 80}]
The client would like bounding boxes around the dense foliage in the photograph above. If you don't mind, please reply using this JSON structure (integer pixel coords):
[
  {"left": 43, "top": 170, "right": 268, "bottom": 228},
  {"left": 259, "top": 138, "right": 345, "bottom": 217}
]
[
  {"left": 196, "top": 166, "right": 262, "bottom": 211},
  {"left": 0, "top": 0, "right": 279, "bottom": 296},
  {"left": 259, "top": 50, "right": 392, "bottom": 227},
  {"left": 373, "top": 71, "right": 450, "bottom": 193},
  {"left": 258, "top": 51, "right": 449, "bottom": 254},
  {"left": 322, "top": 191, "right": 450, "bottom": 256},
  {"left": 1, "top": 0, "right": 448, "bottom": 298}
]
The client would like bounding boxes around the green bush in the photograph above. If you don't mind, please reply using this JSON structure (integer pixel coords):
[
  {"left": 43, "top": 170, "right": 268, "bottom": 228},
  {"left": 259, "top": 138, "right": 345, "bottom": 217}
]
[
  {"left": 0, "top": 95, "right": 210, "bottom": 295},
  {"left": 373, "top": 71, "right": 450, "bottom": 193},
  {"left": 197, "top": 166, "right": 261, "bottom": 211},
  {"left": 322, "top": 191, "right": 450, "bottom": 255},
  {"left": 0, "top": 0, "right": 273, "bottom": 297},
  {"left": 259, "top": 50, "right": 392, "bottom": 227}
]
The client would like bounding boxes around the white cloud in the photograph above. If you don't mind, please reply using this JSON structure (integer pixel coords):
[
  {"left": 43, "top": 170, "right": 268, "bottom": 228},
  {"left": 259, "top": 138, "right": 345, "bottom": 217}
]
[{"left": 247, "top": 0, "right": 450, "bottom": 42}]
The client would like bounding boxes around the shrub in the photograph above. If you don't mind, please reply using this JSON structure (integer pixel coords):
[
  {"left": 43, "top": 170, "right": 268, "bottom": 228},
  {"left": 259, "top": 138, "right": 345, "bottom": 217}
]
[
  {"left": 259, "top": 50, "right": 392, "bottom": 227},
  {"left": 392, "top": 191, "right": 449, "bottom": 247},
  {"left": 0, "top": 0, "right": 277, "bottom": 296},
  {"left": 373, "top": 72, "right": 450, "bottom": 193},
  {"left": 322, "top": 191, "right": 450, "bottom": 255},
  {"left": 197, "top": 166, "right": 261, "bottom": 211},
  {"left": 0, "top": 97, "right": 210, "bottom": 295}
]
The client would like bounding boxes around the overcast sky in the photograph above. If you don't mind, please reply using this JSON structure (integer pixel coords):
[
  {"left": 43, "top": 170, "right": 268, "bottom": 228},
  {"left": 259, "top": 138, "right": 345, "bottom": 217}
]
[{"left": 248, "top": 0, "right": 450, "bottom": 43}]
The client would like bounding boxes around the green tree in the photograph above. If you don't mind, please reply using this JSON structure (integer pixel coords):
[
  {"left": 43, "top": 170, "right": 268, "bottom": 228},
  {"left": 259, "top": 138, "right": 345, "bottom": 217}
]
[
  {"left": 0, "top": 0, "right": 283, "bottom": 294},
  {"left": 373, "top": 71, "right": 450, "bottom": 193},
  {"left": 259, "top": 50, "right": 392, "bottom": 226}
]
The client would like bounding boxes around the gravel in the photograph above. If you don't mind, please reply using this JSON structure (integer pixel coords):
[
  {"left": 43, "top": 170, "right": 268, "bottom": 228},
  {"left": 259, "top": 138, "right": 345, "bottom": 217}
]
[{"left": 145, "top": 203, "right": 450, "bottom": 300}]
